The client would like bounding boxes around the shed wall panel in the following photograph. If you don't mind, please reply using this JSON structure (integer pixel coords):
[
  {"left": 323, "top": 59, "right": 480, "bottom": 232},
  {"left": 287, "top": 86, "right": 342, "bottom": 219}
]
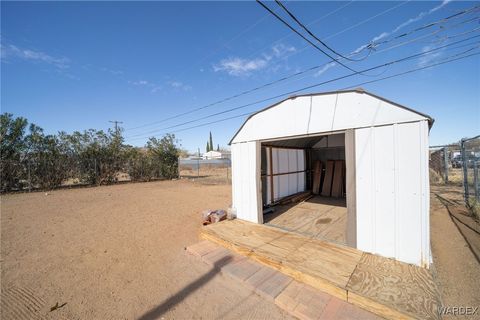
[
  {"left": 268, "top": 148, "right": 306, "bottom": 201},
  {"left": 354, "top": 121, "right": 430, "bottom": 267},
  {"left": 231, "top": 141, "right": 262, "bottom": 223}
]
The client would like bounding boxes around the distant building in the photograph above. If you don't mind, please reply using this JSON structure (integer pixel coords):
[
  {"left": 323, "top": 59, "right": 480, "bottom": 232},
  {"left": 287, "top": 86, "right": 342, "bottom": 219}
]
[{"left": 202, "top": 150, "right": 231, "bottom": 160}]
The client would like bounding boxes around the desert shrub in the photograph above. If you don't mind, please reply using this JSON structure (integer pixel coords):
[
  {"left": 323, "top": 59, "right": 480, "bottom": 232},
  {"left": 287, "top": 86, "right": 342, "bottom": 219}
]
[
  {"left": 66, "top": 129, "right": 124, "bottom": 185},
  {"left": 1, "top": 112, "right": 181, "bottom": 191},
  {"left": 147, "top": 134, "right": 179, "bottom": 179},
  {"left": 125, "top": 147, "right": 154, "bottom": 181},
  {"left": 0, "top": 113, "right": 28, "bottom": 192},
  {"left": 25, "top": 124, "right": 69, "bottom": 189},
  {"left": 429, "top": 168, "right": 444, "bottom": 185}
]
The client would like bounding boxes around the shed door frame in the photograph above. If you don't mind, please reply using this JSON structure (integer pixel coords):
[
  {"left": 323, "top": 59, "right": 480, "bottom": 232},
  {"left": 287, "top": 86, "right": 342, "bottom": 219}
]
[{"left": 258, "top": 131, "right": 357, "bottom": 249}]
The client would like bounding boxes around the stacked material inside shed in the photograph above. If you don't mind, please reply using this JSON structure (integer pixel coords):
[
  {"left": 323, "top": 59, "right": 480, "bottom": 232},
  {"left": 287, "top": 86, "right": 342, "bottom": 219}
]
[{"left": 261, "top": 132, "right": 346, "bottom": 207}]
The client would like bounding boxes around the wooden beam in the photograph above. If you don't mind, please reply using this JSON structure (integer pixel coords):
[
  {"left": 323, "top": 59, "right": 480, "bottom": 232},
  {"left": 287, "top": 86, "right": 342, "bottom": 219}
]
[
  {"left": 269, "top": 147, "right": 274, "bottom": 205},
  {"left": 312, "top": 160, "right": 322, "bottom": 195},
  {"left": 321, "top": 160, "right": 335, "bottom": 197},
  {"left": 331, "top": 160, "right": 344, "bottom": 198}
]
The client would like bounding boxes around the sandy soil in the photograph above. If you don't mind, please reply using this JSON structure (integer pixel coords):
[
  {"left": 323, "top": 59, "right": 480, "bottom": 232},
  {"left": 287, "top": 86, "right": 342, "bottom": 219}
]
[
  {"left": 2, "top": 180, "right": 479, "bottom": 320},
  {"left": 1, "top": 180, "right": 292, "bottom": 320},
  {"left": 179, "top": 167, "right": 231, "bottom": 185},
  {"left": 430, "top": 184, "right": 480, "bottom": 319}
]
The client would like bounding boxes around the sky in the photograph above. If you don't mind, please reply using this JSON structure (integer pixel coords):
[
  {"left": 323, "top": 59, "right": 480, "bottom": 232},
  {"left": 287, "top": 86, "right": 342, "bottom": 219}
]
[{"left": 1, "top": 0, "right": 479, "bottom": 153}]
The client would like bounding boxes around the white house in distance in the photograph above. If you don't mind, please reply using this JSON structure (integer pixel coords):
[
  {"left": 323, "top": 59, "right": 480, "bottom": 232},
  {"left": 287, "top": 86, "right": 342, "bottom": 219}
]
[
  {"left": 229, "top": 89, "right": 433, "bottom": 268},
  {"left": 202, "top": 150, "right": 231, "bottom": 160}
]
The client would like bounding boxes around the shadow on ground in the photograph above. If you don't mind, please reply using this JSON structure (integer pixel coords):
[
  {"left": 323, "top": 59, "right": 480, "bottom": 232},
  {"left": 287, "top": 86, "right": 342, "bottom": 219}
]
[{"left": 137, "top": 256, "right": 233, "bottom": 320}]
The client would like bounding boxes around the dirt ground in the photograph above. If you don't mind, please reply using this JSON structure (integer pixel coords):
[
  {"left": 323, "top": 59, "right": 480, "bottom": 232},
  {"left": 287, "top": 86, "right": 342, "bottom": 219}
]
[
  {"left": 430, "top": 184, "right": 480, "bottom": 319},
  {"left": 1, "top": 180, "right": 292, "bottom": 320},
  {"left": 2, "top": 180, "right": 479, "bottom": 320}
]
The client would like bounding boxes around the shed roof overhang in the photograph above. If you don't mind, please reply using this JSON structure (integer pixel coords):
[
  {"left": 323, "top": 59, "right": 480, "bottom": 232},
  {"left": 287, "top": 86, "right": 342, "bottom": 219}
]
[{"left": 229, "top": 89, "right": 434, "bottom": 145}]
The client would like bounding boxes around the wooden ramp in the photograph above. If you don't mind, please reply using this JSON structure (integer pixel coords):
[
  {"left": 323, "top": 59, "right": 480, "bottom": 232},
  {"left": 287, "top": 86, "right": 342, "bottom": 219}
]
[{"left": 200, "top": 219, "right": 441, "bottom": 320}]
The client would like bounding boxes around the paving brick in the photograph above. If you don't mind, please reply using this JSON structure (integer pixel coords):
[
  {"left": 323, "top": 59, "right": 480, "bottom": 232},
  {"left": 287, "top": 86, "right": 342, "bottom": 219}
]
[
  {"left": 320, "top": 297, "right": 383, "bottom": 320},
  {"left": 318, "top": 296, "right": 343, "bottom": 319},
  {"left": 254, "top": 271, "right": 292, "bottom": 301},
  {"left": 291, "top": 285, "right": 331, "bottom": 320},
  {"left": 244, "top": 265, "right": 277, "bottom": 290},
  {"left": 275, "top": 280, "right": 305, "bottom": 312},
  {"left": 185, "top": 240, "right": 219, "bottom": 258},
  {"left": 201, "top": 247, "right": 242, "bottom": 268},
  {"left": 221, "top": 258, "right": 262, "bottom": 282}
]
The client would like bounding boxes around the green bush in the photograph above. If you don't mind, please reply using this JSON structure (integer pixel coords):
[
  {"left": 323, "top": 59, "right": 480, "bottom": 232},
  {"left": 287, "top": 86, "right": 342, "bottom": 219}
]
[{"left": 0, "top": 113, "right": 181, "bottom": 192}]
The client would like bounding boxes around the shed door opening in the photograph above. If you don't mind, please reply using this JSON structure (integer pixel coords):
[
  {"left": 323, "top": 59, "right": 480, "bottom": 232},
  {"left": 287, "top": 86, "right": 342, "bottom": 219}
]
[{"left": 261, "top": 132, "right": 355, "bottom": 247}]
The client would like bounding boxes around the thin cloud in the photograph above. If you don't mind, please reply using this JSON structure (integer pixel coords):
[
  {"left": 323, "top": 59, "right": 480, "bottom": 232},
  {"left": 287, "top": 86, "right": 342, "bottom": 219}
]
[
  {"left": 417, "top": 44, "right": 444, "bottom": 67},
  {"left": 369, "top": 0, "right": 452, "bottom": 46},
  {"left": 1, "top": 43, "right": 70, "bottom": 69},
  {"left": 101, "top": 67, "right": 123, "bottom": 75},
  {"left": 320, "top": 0, "right": 453, "bottom": 76},
  {"left": 213, "top": 43, "right": 296, "bottom": 77},
  {"left": 314, "top": 62, "right": 336, "bottom": 77},
  {"left": 129, "top": 80, "right": 150, "bottom": 86},
  {"left": 167, "top": 80, "right": 192, "bottom": 91},
  {"left": 214, "top": 57, "right": 268, "bottom": 76}
]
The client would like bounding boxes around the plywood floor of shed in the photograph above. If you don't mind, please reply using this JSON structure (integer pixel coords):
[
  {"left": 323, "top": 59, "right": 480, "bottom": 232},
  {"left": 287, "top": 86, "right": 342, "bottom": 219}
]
[{"left": 264, "top": 196, "right": 347, "bottom": 245}]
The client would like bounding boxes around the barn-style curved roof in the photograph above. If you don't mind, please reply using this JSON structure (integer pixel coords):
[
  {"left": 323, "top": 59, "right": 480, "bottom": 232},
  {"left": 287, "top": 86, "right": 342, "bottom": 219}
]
[{"left": 230, "top": 89, "right": 433, "bottom": 144}]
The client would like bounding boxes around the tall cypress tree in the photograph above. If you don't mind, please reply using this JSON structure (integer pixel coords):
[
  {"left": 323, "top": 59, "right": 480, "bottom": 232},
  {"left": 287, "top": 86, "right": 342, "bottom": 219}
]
[
  {"left": 206, "top": 141, "right": 209, "bottom": 153},
  {"left": 217, "top": 144, "right": 219, "bottom": 151},
  {"left": 209, "top": 131, "right": 213, "bottom": 152}
]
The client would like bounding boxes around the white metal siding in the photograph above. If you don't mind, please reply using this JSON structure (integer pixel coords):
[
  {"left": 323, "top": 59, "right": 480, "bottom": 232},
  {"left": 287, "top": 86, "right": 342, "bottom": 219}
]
[
  {"left": 267, "top": 148, "right": 305, "bottom": 202},
  {"left": 231, "top": 141, "right": 262, "bottom": 223},
  {"left": 232, "top": 92, "right": 428, "bottom": 144},
  {"left": 355, "top": 121, "right": 430, "bottom": 267}
]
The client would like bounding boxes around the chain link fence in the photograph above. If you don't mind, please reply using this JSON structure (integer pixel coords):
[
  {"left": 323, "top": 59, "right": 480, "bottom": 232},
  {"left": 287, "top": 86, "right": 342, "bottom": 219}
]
[
  {"left": 430, "top": 135, "right": 480, "bottom": 214},
  {"left": 0, "top": 156, "right": 177, "bottom": 193},
  {"left": 178, "top": 158, "right": 231, "bottom": 185}
]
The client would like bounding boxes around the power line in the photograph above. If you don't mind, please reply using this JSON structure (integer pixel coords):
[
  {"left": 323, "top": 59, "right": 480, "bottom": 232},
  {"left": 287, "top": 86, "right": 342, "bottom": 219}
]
[
  {"left": 274, "top": 0, "right": 366, "bottom": 62},
  {"left": 126, "top": 49, "right": 479, "bottom": 142},
  {"left": 370, "top": 4, "right": 480, "bottom": 49},
  {"left": 255, "top": 0, "right": 360, "bottom": 73},
  {"left": 127, "top": 38, "right": 479, "bottom": 139},
  {"left": 341, "top": 47, "right": 480, "bottom": 90},
  {"left": 125, "top": 36, "right": 479, "bottom": 140},
  {"left": 243, "top": 0, "right": 356, "bottom": 61},
  {"left": 125, "top": 6, "right": 478, "bottom": 133}
]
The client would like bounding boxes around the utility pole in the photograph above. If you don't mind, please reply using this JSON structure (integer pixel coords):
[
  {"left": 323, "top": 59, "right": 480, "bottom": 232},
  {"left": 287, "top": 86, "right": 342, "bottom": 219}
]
[
  {"left": 197, "top": 147, "right": 200, "bottom": 178},
  {"left": 109, "top": 120, "right": 124, "bottom": 171},
  {"left": 109, "top": 120, "right": 124, "bottom": 135}
]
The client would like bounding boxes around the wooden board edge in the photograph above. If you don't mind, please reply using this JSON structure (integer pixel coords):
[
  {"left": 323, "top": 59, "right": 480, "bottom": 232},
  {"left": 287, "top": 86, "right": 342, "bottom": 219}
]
[
  {"left": 200, "top": 226, "right": 348, "bottom": 301},
  {"left": 347, "top": 290, "right": 418, "bottom": 320}
]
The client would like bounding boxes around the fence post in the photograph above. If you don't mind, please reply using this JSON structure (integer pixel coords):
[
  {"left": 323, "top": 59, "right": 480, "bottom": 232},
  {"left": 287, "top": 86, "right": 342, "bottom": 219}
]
[
  {"left": 474, "top": 161, "right": 479, "bottom": 202},
  {"left": 94, "top": 158, "right": 98, "bottom": 185},
  {"left": 461, "top": 139, "right": 469, "bottom": 203},
  {"left": 27, "top": 160, "right": 31, "bottom": 192},
  {"left": 443, "top": 147, "right": 448, "bottom": 183}
]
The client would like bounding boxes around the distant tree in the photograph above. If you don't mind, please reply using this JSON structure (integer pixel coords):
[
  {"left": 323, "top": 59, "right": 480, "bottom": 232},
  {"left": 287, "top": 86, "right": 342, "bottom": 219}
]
[
  {"left": 217, "top": 144, "right": 220, "bottom": 151},
  {"left": 0, "top": 113, "right": 28, "bottom": 191},
  {"left": 147, "top": 133, "right": 179, "bottom": 179},
  {"left": 25, "top": 124, "right": 69, "bottom": 189},
  {"left": 206, "top": 141, "right": 209, "bottom": 153},
  {"left": 209, "top": 131, "right": 213, "bottom": 152}
]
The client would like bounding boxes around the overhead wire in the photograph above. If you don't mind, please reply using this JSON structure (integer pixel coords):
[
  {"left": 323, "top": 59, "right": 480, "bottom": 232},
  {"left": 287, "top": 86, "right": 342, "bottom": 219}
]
[
  {"left": 125, "top": 1, "right": 456, "bottom": 132},
  {"left": 125, "top": 35, "right": 480, "bottom": 140},
  {"left": 127, "top": 49, "right": 479, "bottom": 142},
  {"left": 274, "top": 0, "right": 367, "bottom": 61},
  {"left": 125, "top": 13, "right": 479, "bottom": 134},
  {"left": 255, "top": 0, "right": 361, "bottom": 73}
]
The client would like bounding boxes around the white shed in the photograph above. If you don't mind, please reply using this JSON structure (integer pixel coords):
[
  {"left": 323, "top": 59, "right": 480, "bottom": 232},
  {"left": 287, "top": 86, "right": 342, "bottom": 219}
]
[{"left": 229, "top": 89, "right": 433, "bottom": 268}]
